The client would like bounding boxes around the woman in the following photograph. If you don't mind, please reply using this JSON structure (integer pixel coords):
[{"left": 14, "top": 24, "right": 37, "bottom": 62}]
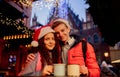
[{"left": 18, "top": 25, "right": 61, "bottom": 76}]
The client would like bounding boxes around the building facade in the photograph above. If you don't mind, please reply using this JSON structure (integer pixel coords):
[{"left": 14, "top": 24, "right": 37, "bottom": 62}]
[{"left": 82, "top": 10, "right": 110, "bottom": 64}]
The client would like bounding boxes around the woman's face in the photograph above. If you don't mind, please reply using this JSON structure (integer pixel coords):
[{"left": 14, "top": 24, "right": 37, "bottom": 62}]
[{"left": 44, "top": 32, "right": 56, "bottom": 50}]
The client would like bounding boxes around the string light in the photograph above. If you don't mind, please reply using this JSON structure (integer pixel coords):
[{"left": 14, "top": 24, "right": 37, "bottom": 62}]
[
  {"left": 32, "top": 0, "right": 63, "bottom": 9},
  {"left": 3, "top": 34, "right": 29, "bottom": 40},
  {"left": 0, "top": 13, "right": 33, "bottom": 37},
  {"left": 12, "top": 0, "right": 63, "bottom": 8},
  {"left": 13, "top": 0, "right": 33, "bottom": 7}
]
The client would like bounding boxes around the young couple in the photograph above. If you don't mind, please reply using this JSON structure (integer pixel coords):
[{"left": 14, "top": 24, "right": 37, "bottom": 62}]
[{"left": 18, "top": 18, "right": 100, "bottom": 77}]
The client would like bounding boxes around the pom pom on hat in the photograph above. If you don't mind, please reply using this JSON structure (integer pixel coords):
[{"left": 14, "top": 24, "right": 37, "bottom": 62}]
[
  {"left": 31, "top": 40, "right": 39, "bottom": 47},
  {"left": 31, "top": 26, "right": 55, "bottom": 47}
]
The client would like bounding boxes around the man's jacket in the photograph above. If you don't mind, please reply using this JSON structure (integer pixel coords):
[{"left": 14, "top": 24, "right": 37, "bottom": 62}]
[{"left": 68, "top": 39, "right": 100, "bottom": 77}]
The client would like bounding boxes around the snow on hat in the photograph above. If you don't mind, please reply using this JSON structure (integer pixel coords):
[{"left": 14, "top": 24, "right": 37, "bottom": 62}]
[
  {"left": 52, "top": 18, "right": 71, "bottom": 29},
  {"left": 31, "top": 26, "right": 55, "bottom": 47}
]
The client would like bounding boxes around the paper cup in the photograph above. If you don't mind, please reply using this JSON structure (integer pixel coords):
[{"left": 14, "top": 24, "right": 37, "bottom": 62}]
[
  {"left": 67, "top": 64, "right": 80, "bottom": 76},
  {"left": 53, "top": 63, "right": 66, "bottom": 76}
]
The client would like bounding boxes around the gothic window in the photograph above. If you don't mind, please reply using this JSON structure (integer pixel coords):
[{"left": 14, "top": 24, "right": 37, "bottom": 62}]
[
  {"left": 93, "top": 34, "right": 99, "bottom": 43},
  {"left": 87, "top": 23, "right": 91, "bottom": 29},
  {"left": 87, "top": 36, "right": 92, "bottom": 43}
]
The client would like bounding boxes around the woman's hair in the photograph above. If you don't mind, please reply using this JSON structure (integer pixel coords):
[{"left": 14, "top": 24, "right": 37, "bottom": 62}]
[{"left": 29, "top": 33, "right": 61, "bottom": 66}]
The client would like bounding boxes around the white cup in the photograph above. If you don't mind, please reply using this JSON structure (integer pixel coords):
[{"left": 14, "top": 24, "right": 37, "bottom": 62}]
[
  {"left": 67, "top": 64, "right": 80, "bottom": 77},
  {"left": 53, "top": 63, "right": 66, "bottom": 76}
]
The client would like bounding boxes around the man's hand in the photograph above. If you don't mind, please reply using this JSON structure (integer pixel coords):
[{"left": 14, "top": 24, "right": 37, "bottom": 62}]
[
  {"left": 26, "top": 53, "right": 35, "bottom": 63},
  {"left": 80, "top": 65, "right": 89, "bottom": 76},
  {"left": 42, "top": 65, "right": 53, "bottom": 76}
]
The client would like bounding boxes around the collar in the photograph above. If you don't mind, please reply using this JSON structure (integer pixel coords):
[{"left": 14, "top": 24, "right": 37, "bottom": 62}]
[{"left": 67, "top": 37, "right": 75, "bottom": 45}]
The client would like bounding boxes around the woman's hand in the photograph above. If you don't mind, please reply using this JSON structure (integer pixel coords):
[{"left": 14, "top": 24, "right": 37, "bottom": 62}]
[{"left": 42, "top": 65, "right": 53, "bottom": 76}]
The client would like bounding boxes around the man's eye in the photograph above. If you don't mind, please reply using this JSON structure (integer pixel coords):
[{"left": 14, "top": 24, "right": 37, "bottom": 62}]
[{"left": 61, "top": 29, "right": 65, "bottom": 32}]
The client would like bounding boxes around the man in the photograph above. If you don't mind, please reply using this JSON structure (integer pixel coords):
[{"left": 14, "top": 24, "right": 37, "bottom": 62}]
[{"left": 27, "top": 18, "right": 100, "bottom": 77}]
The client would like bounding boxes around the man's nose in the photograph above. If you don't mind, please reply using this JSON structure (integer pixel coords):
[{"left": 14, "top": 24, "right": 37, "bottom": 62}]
[{"left": 59, "top": 32, "right": 63, "bottom": 37}]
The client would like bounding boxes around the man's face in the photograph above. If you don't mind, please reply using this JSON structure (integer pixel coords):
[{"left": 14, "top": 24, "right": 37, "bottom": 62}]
[{"left": 53, "top": 23, "right": 70, "bottom": 44}]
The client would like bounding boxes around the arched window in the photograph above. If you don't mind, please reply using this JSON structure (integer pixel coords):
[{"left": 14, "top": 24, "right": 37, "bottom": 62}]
[
  {"left": 93, "top": 34, "right": 99, "bottom": 43},
  {"left": 87, "top": 36, "right": 92, "bottom": 43}
]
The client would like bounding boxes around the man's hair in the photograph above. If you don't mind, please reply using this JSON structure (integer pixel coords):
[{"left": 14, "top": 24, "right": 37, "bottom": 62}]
[{"left": 51, "top": 21, "right": 69, "bottom": 29}]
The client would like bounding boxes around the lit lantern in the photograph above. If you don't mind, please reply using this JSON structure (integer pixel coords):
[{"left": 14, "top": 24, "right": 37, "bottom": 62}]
[{"left": 104, "top": 52, "right": 109, "bottom": 57}]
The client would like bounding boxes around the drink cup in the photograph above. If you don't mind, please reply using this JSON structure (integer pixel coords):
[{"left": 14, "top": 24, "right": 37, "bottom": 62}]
[
  {"left": 67, "top": 64, "right": 80, "bottom": 77},
  {"left": 53, "top": 63, "right": 66, "bottom": 76}
]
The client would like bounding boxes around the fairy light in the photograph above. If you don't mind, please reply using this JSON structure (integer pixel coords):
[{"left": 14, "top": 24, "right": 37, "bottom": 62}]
[
  {"left": 0, "top": 13, "right": 33, "bottom": 37},
  {"left": 13, "top": 0, "right": 33, "bottom": 7},
  {"left": 12, "top": 0, "right": 63, "bottom": 8},
  {"left": 32, "top": 0, "right": 63, "bottom": 9},
  {"left": 3, "top": 34, "right": 30, "bottom": 40}
]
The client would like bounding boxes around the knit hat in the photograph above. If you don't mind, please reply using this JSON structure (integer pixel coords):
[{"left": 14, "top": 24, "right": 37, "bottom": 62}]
[
  {"left": 31, "top": 26, "right": 55, "bottom": 47},
  {"left": 52, "top": 18, "right": 71, "bottom": 29}
]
